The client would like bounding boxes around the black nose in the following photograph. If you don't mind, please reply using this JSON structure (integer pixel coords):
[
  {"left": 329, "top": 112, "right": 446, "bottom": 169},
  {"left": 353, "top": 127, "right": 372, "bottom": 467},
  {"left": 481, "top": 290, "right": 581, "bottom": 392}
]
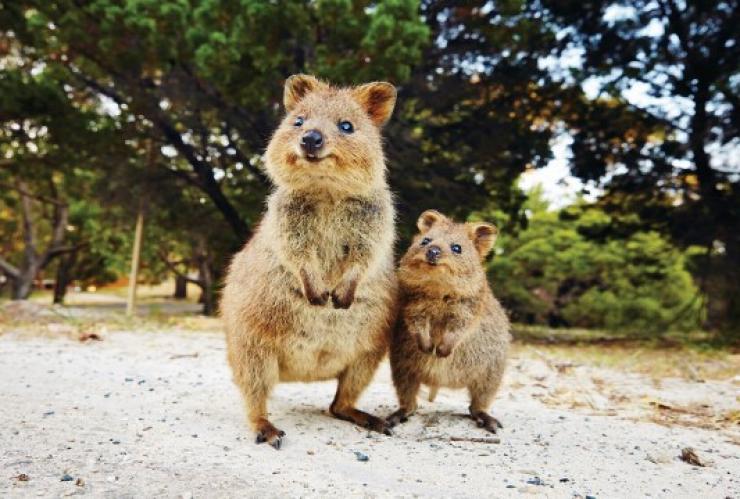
[
  {"left": 300, "top": 129, "right": 324, "bottom": 155},
  {"left": 426, "top": 245, "right": 442, "bottom": 264}
]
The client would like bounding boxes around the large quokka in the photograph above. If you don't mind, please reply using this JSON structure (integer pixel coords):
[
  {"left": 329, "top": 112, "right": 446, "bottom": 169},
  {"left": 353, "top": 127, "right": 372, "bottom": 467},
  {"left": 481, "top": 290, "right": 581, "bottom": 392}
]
[
  {"left": 388, "top": 210, "right": 510, "bottom": 434},
  {"left": 221, "top": 75, "right": 398, "bottom": 449}
]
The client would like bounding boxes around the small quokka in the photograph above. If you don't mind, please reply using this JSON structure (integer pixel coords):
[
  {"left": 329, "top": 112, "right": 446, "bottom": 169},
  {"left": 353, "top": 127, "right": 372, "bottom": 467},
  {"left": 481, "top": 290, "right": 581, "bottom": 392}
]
[
  {"left": 388, "top": 210, "right": 511, "bottom": 433},
  {"left": 221, "top": 75, "right": 398, "bottom": 449}
]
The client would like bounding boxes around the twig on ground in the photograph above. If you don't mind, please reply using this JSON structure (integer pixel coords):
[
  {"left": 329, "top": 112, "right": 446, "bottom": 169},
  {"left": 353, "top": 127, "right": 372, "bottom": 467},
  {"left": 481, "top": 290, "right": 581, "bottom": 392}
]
[
  {"left": 170, "top": 352, "right": 199, "bottom": 359},
  {"left": 416, "top": 435, "right": 501, "bottom": 444}
]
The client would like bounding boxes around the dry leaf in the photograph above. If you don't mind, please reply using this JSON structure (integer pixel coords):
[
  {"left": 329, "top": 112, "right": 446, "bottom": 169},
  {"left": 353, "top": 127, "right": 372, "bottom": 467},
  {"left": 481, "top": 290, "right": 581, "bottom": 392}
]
[{"left": 680, "top": 447, "right": 707, "bottom": 467}]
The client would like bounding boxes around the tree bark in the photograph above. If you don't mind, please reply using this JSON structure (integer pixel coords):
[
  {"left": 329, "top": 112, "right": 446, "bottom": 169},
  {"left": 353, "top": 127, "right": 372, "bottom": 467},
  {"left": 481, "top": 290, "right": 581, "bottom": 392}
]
[
  {"left": 196, "top": 242, "right": 215, "bottom": 316},
  {"left": 11, "top": 268, "right": 35, "bottom": 300},
  {"left": 53, "top": 251, "right": 78, "bottom": 305},
  {"left": 1, "top": 182, "right": 70, "bottom": 300},
  {"left": 174, "top": 274, "right": 187, "bottom": 300}
]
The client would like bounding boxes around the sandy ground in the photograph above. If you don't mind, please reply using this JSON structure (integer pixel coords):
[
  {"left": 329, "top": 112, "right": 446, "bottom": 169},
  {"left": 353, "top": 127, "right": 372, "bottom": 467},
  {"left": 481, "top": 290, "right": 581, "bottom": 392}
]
[{"left": 0, "top": 326, "right": 738, "bottom": 498}]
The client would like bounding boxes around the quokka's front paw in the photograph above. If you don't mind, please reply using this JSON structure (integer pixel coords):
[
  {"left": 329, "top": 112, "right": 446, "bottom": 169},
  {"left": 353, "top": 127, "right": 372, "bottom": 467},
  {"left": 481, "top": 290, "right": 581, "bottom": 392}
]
[
  {"left": 331, "top": 278, "right": 358, "bottom": 309},
  {"left": 435, "top": 341, "right": 455, "bottom": 358},
  {"left": 300, "top": 269, "right": 329, "bottom": 306},
  {"left": 305, "top": 289, "right": 330, "bottom": 306},
  {"left": 414, "top": 333, "right": 434, "bottom": 354},
  {"left": 435, "top": 333, "right": 459, "bottom": 358}
]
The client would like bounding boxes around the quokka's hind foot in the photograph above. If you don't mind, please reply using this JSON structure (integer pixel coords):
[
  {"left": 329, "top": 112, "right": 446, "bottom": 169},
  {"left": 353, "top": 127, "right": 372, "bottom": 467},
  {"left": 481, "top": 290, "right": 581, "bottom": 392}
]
[
  {"left": 386, "top": 408, "right": 411, "bottom": 428},
  {"left": 469, "top": 407, "right": 503, "bottom": 434},
  {"left": 330, "top": 405, "right": 393, "bottom": 435},
  {"left": 254, "top": 419, "right": 286, "bottom": 450}
]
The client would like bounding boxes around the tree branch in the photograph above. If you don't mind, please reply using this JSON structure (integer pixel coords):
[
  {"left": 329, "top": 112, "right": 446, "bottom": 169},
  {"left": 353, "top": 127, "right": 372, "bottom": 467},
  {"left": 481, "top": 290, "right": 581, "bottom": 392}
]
[
  {"left": 17, "top": 180, "right": 37, "bottom": 261},
  {"left": 158, "top": 251, "right": 203, "bottom": 287},
  {"left": 0, "top": 256, "right": 20, "bottom": 279}
]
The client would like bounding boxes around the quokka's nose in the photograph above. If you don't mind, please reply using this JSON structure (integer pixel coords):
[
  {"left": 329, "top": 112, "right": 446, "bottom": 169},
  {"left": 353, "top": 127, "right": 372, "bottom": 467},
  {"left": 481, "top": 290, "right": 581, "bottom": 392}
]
[
  {"left": 300, "top": 129, "right": 324, "bottom": 156},
  {"left": 426, "top": 245, "right": 442, "bottom": 264}
]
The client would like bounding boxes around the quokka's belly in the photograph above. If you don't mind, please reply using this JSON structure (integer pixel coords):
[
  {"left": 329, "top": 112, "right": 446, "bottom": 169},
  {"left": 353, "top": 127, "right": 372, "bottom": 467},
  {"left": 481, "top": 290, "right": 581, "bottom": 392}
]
[
  {"left": 274, "top": 275, "right": 394, "bottom": 382},
  {"left": 400, "top": 333, "right": 493, "bottom": 389},
  {"left": 416, "top": 357, "right": 470, "bottom": 389}
]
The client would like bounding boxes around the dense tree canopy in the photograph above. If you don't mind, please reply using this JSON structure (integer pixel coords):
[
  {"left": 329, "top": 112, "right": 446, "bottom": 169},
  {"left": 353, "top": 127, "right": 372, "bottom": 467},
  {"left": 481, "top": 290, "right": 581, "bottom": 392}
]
[
  {"left": 490, "top": 188, "right": 702, "bottom": 332},
  {"left": 540, "top": 0, "right": 739, "bottom": 333},
  {"left": 0, "top": 1, "right": 737, "bottom": 339}
]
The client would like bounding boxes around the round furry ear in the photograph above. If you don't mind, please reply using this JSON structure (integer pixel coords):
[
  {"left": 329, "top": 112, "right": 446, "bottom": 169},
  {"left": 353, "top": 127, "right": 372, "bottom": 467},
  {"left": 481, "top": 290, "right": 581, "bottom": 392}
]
[
  {"left": 284, "top": 74, "right": 325, "bottom": 112},
  {"left": 417, "top": 210, "right": 446, "bottom": 233},
  {"left": 352, "top": 82, "right": 397, "bottom": 126},
  {"left": 467, "top": 222, "right": 498, "bottom": 257}
]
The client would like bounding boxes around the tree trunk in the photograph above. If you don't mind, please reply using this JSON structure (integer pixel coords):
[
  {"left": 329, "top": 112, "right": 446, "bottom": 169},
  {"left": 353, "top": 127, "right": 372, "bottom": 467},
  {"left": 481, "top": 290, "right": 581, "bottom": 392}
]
[
  {"left": 194, "top": 237, "right": 215, "bottom": 316},
  {"left": 2, "top": 181, "right": 71, "bottom": 301},
  {"left": 174, "top": 274, "right": 187, "bottom": 300},
  {"left": 53, "top": 251, "right": 77, "bottom": 305},
  {"left": 11, "top": 268, "right": 36, "bottom": 300},
  {"left": 197, "top": 259, "right": 214, "bottom": 316}
]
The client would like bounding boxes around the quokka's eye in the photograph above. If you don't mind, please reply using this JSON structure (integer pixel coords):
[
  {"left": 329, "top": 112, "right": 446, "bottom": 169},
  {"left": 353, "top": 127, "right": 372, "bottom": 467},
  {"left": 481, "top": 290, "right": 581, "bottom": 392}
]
[
  {"left": 338, "top": 120, "right": 354, "bottom": 134},
  {"left": 294, "top": 116, "right": 304, "bottom": 127},
  {"left": 451, "top": 244, "right": 462, "bottom": 254},
  {"left": 420, "top": 237, "right": 432, "bottom": 246}
]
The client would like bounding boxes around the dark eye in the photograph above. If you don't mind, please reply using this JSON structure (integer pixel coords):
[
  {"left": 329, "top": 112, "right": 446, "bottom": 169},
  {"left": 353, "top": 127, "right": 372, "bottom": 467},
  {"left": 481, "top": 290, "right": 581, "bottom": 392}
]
[
  {"left": 294, "top": 116, "right": 304, "bottom": 127},
  {"left": 338, "top": 120, "right": 354, "bottom": 134},
  {"left": 451, "top": 244, "right": 462, "bottom": 254},
  {"left": 420, "top": 237, "right": 431, "bottom": 246}
]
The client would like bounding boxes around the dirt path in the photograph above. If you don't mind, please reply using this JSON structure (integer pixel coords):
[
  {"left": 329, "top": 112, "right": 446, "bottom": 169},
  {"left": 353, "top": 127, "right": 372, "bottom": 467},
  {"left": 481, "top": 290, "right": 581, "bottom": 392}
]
[{"left": 1, "top": 328, "right": 737, "bottom": 498}]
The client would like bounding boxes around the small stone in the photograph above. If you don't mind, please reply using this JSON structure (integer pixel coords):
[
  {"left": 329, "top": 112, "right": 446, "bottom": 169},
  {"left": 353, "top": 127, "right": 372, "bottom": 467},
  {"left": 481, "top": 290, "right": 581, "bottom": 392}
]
[
  {"left": 526, "top": 477, "right": 545, "bottom": 486},
  {"left": 16, "top": 473, "right": 30, "bottom": 482},
  {"left": 60, "top": 474, "right": 74, "bottom": 482},
  {"left": 354, "top": 451, "right": 369, "bottom": 462}
]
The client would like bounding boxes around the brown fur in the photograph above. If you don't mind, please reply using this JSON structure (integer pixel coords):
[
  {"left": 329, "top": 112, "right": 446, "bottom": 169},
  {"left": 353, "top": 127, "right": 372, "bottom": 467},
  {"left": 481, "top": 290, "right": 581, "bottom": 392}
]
[
  {"left": 388, "top": 210, "right": 511, "bottom": 433},
  {"left": 221, "top": 75, "right": 398, "bottom": 449}
]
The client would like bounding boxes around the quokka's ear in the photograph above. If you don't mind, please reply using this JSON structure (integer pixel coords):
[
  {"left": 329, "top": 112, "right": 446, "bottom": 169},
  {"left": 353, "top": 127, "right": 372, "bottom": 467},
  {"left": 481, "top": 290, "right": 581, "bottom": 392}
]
[
  {"left": 352, "top": 82, "right": 397, "bottom": 126},
  {"left": 417, "top": 210, "right": 446, "bottom": 234},
  {"left": 467, "top": 222, "right": 498, "bottom": 258},
  {"left": 284, "top": 74, "right": 326, "bottom": 112}
]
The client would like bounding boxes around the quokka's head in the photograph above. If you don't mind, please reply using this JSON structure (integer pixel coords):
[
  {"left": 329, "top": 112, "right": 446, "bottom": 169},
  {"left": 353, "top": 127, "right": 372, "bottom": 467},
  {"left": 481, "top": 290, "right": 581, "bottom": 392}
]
[
  {"left": 265, "top": 74, "right": 396, "bottom": 194},
  {"left": 399, "top": 210, "right": 497, "bottom": 293}
]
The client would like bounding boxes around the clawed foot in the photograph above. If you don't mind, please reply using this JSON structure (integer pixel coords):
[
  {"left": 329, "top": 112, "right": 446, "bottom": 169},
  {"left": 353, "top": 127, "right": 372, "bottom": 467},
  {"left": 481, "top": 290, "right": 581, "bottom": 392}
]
[
  {"left": 435, "top": 342, "right": 453, "bottom": 357},
  {"left": 255, "top": 421, "right": 286, "bottom": 450},
  {"left": 300, "top": 269, "right": 330, "bottom": 306},
  {"left": 365, "top": 414, "right": 393, "bottom": 435},
  {"left": 414, "top": 333, "right": 434, "bottom": 354},
  {"left": 306, "top": 290, "right": 330, "bottom": 306},
  {"left": 330, "top": 289, "right": 353, "bottom": 309},
  {"left": 331, "top": 278, "right": 358, "bottom": 309},
  {"left": 469, "top": 409, "right": 503, "bottom": 434},
  {"left": 386, "top": 408, "right": 410, "bottom": 428},
  {"left": 331, "top": 406, "right": 392, "bottom": 435}
]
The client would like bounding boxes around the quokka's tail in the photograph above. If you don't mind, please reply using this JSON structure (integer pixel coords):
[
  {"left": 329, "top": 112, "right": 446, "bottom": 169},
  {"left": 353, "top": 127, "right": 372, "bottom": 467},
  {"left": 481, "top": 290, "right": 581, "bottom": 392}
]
[{"left": 428, "top": 384, "right": 439, "bottom": 402}]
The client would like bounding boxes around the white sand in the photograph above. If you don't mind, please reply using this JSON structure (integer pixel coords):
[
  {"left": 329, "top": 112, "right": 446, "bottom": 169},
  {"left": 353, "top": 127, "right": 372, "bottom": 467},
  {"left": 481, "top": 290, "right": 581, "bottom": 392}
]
[{"left": 0, "top": 328, "right": 737, "bottom": 498}]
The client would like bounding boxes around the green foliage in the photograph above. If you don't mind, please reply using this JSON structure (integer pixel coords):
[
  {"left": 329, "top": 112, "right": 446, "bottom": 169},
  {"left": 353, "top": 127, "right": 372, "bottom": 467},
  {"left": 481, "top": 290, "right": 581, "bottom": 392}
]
[{"left": 490, "top": 188, "right": 702, "bottom": 332}]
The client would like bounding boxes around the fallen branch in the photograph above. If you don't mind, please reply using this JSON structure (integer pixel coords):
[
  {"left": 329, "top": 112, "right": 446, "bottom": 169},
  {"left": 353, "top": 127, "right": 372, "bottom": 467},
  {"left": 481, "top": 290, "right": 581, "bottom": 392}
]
[
  {"left": 170, "top": 352, "right": 199, "bottom": 360},
  {"left": 416, "top": 435, "right": 501, "bottom": 444}
]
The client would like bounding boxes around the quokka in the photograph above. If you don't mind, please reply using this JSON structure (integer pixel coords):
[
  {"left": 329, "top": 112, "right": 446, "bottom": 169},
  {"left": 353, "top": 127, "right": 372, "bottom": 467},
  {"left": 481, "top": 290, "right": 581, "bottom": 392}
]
[
  {"left": 221, "top": 75, "right": 398, "bottom": 449},
  {"left": 388, "top": 210, "right": 510, "bottom": 434}
]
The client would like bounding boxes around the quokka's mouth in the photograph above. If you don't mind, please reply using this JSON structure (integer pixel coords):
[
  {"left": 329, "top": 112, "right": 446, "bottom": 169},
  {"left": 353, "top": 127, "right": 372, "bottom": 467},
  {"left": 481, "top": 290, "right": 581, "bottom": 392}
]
[
  {"left": 407, "top": 258, "right": 449, "bottom": 271},
  {"left": 298, "top": 151, "right": 330, "bottom": 164}
]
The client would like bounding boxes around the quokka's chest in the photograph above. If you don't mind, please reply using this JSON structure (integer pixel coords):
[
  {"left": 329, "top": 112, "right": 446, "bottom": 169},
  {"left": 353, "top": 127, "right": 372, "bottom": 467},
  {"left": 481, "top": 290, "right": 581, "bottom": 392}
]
[{"left": 277, "top": 195, "right": 386, "bottom": 249}]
